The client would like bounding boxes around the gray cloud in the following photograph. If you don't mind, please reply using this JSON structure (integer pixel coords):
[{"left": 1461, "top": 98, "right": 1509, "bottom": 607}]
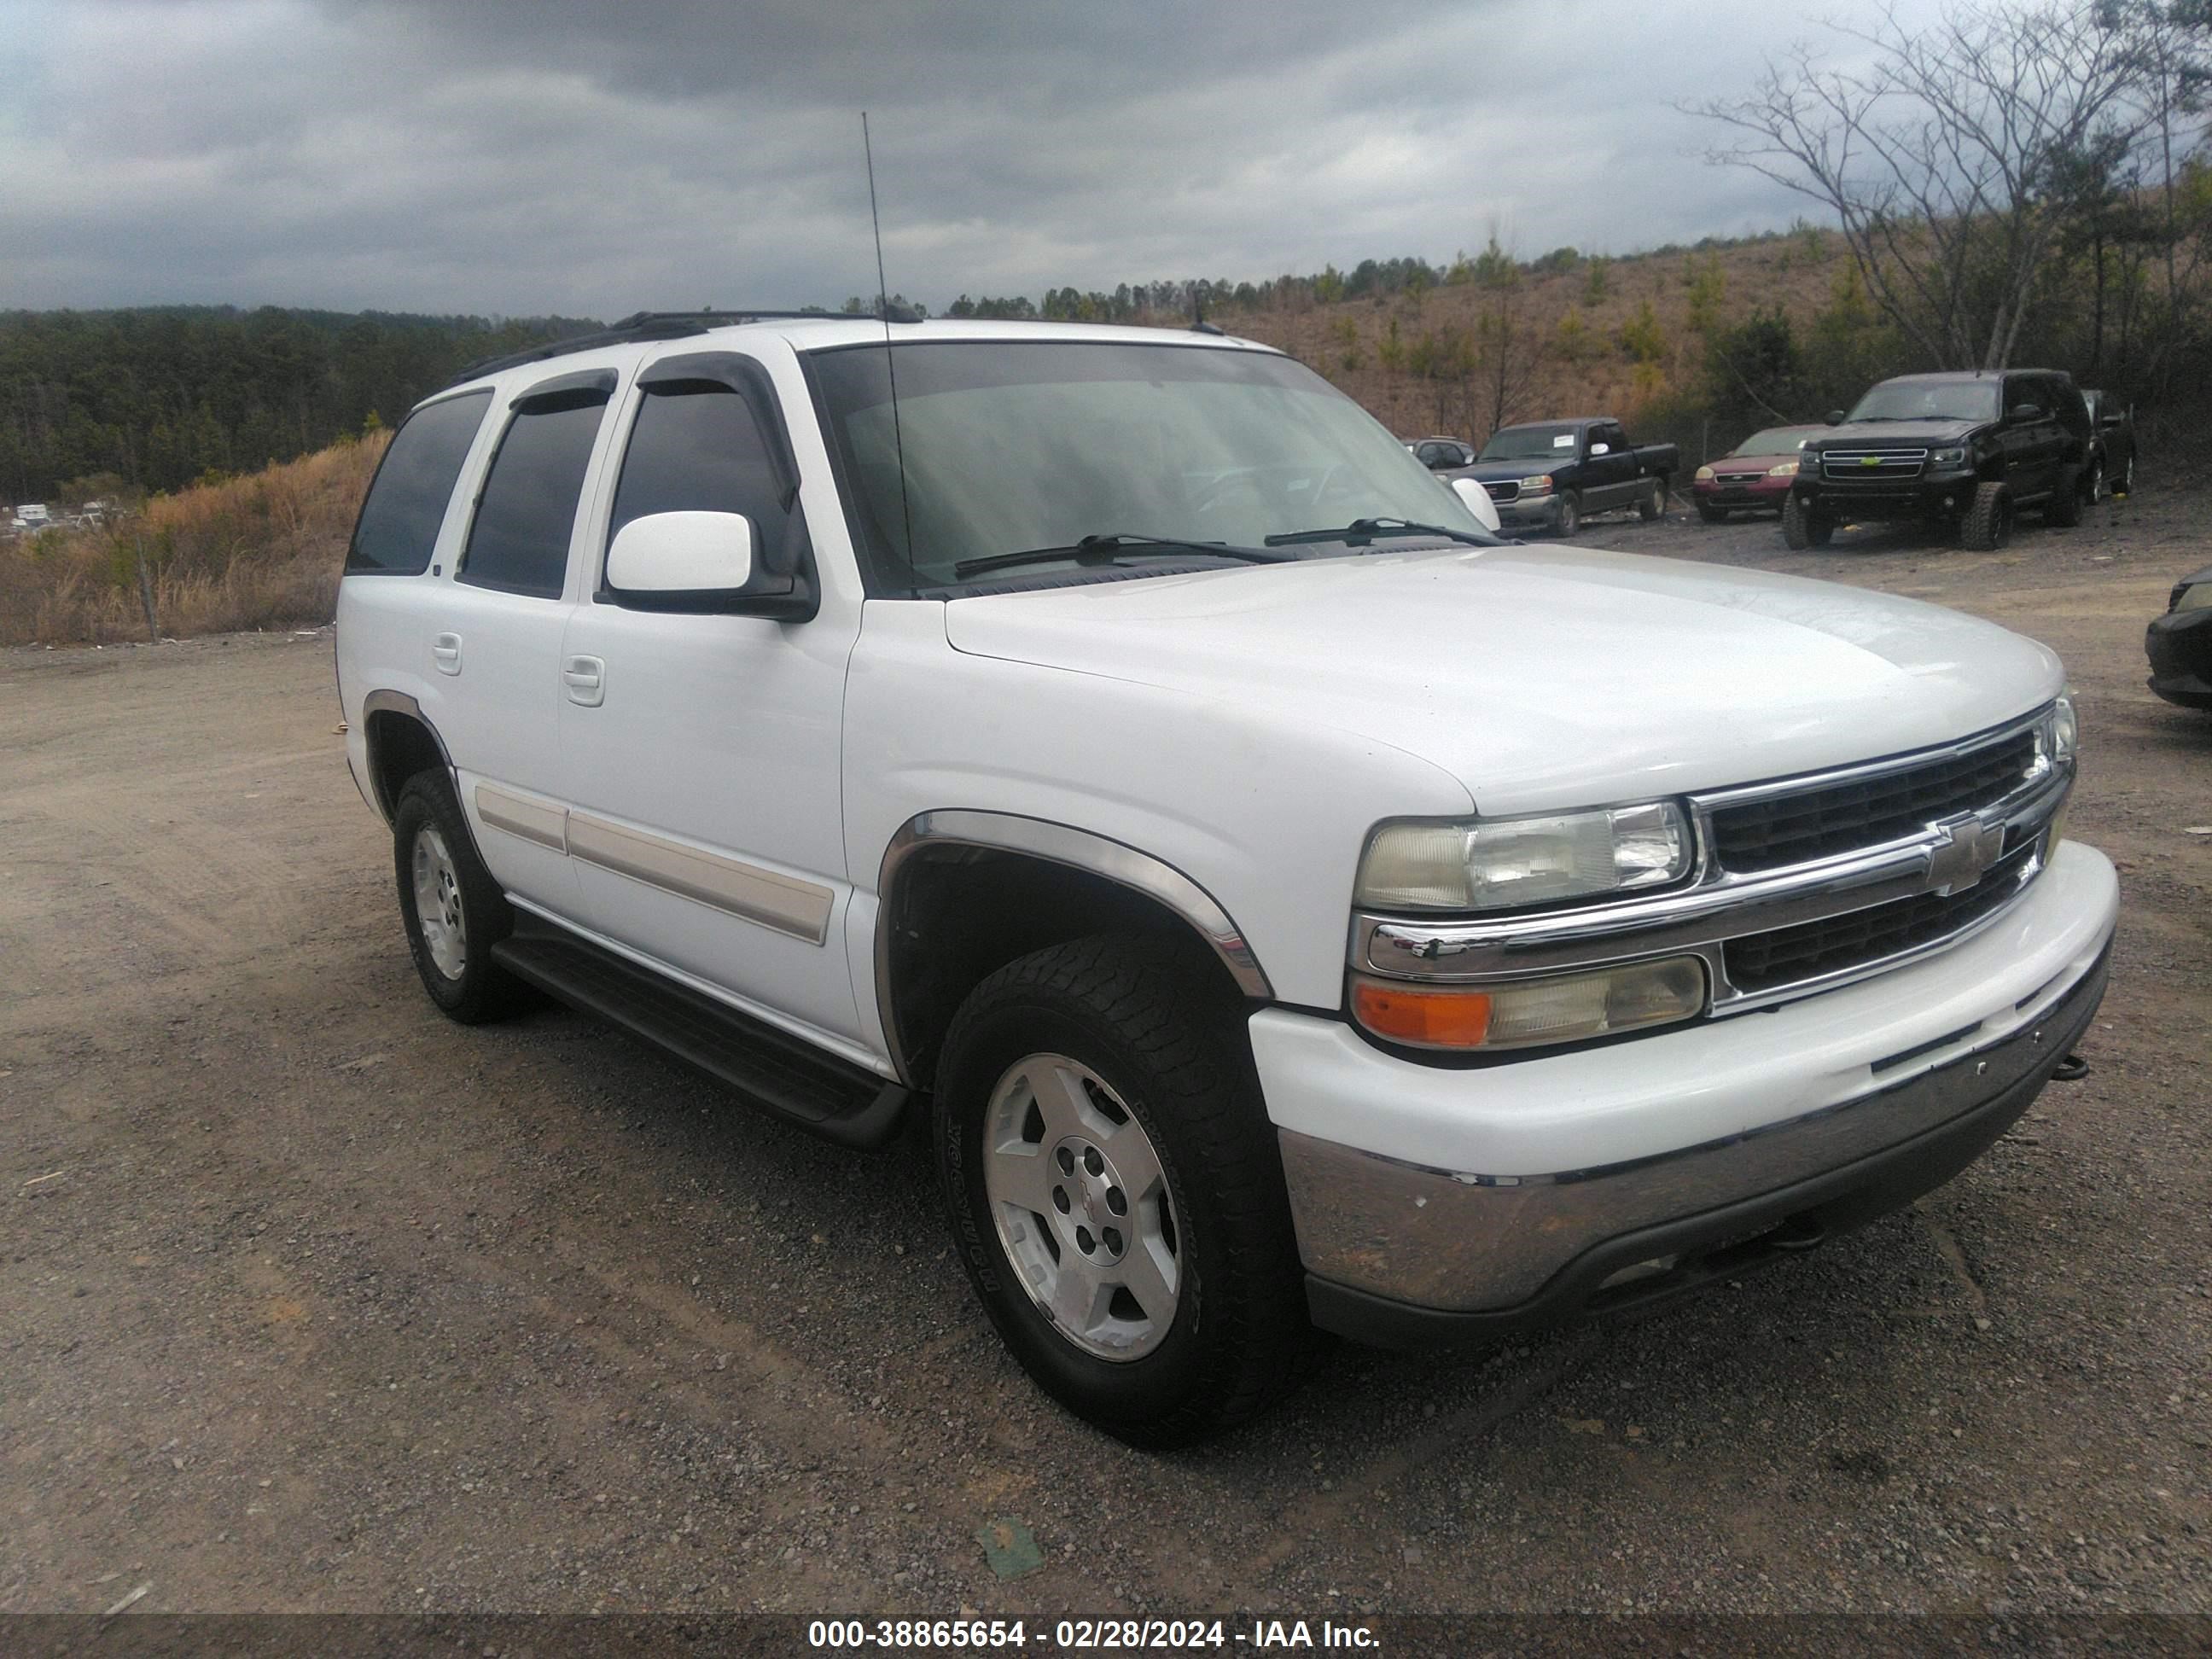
[{"left": 0, "top": 0, "right": 1946, "bottom": 317}]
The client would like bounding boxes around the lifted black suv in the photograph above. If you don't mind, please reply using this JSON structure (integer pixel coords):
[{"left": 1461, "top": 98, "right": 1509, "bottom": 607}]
[{"left": 1787, "top": 370, "right": 2091, "bottom": 551}]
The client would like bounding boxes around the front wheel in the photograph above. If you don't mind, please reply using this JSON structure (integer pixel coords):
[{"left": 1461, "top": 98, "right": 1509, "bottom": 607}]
[
  {"left": 1960, "top": 480, "right": 2013, "bottom": 550},
  {"left": 1551, "top": 492, "right": 1581, "bottom": 538},
  {"left": 1781, "top": 494, "right": 1832, "bottom": 549},
  {"left": 1695, "top": 501, "right": 1729, "bottom": 524},
  {"left": 934, "top": 934, "right": 1312, "bottom": 1447}
]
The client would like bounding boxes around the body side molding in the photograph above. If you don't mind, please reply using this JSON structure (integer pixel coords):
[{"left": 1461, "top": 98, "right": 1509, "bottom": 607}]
[{"left": 874, "top": 809, "right": 1274, "bottom": 1083}]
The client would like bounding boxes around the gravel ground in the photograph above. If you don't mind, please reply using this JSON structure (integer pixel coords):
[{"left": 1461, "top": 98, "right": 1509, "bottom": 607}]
[{"left": 2, "top": 481, "right": 2207, "bottom": 1621}]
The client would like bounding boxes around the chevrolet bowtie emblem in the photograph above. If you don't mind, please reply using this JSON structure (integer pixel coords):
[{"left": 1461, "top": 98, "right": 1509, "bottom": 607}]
[
  {"left": 1928, "top": 814, "right": 1999, "bottom": 895},
  {"left": 1860, "top": 455, "right": 1883, "bottom": 466}
]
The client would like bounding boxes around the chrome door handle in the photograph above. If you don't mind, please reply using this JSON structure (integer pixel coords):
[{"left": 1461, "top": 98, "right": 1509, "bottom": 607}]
[
  {"left": 432, "top": 632, "right": 463, "bottom": 675},
  {"left": 562, "top": 655, "right": 605, "bottom": 707}
]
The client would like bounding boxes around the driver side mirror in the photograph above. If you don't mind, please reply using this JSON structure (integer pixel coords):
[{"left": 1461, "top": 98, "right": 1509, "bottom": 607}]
[
  {"left": 606, "top": 510, "right": 794, "bottom": 614},
  {"left": 1825, "top": 409, "right": 1846, "bottom": 425},
  {"left": 2007, "top": 403, "right": 2045, "bottom": 423}
]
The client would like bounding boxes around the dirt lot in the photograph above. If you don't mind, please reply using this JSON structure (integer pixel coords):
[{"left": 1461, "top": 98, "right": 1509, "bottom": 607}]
[{"left": 3, "top": 484, "right": 2209, "bottom": 1621}]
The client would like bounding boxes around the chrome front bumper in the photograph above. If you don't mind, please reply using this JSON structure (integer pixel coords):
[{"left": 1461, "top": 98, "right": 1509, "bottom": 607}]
[{"left": 1284, "top": 940, "right": 2109, "bottom": 1344}]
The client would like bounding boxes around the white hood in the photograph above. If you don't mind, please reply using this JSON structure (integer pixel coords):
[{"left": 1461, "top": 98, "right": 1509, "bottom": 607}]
[{"left": 944, "top": 545, "right": 2062, "bottom": 815}]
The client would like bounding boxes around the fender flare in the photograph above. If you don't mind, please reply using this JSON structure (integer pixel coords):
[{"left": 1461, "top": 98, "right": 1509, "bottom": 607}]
[
  {"left": 873, "top": 809, "right": 1274, "bottom": 1084},
  {"left": 359, "top": 690, "right": 457, "bottom": 822}
]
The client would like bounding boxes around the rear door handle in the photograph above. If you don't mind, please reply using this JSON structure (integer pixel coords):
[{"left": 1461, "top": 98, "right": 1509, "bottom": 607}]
[
  {"left": 562, "top": 655, "right": 605, "bottom": 707},
  {"left": 432, "top": 632, "right": 463, "bottom": 675}
]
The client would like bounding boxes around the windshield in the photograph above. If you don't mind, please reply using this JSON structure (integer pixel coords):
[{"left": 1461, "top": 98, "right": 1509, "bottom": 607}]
[
  {"left": 1478, "top": 423, "right": 1579, "bottom": 462},
  {"left": 808, "top": 340, "right": 1493, "bottom": 593},
  {"left": 1846, "top": 380, "right": 2000, "bottom": 424},
  {"left": 1731, "top": 427, "right": 1816, "bottom": 457}
]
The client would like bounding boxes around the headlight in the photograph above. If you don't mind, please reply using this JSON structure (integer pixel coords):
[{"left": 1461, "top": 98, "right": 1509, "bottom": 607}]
[
  {"left": 1694, "top": 465, "right": 1715, "bottom": 482},
  {"left": 1518, "top": 474, "right": 1554, "bottom": 496},
  {"left": 1357, "top": 802, "right": 1693, "bottom": 911},
  {"left": 1930, "top": 446, "right": 1967, "bottom": 467},
  {"left": 1351, "top": 956, "right": 1708, "bottom": 1051},
  {"left": 2175, "top": 584, "right": 2212, "bottom": 614},
  {"left": 1767, "top": 460, "right": 1798, "bottom": 477},
  {"left": 2052, "top": 690, "right": 2077, "bottom": 763}
]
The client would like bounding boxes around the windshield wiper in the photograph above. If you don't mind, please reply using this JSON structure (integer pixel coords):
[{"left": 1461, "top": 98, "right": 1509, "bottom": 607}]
[
  {"left": 952, "top": 533, "right": 1295, "bottom": 580},
  {"left": 1264, "top": 516, "right": 1496, "bottom": 550}
]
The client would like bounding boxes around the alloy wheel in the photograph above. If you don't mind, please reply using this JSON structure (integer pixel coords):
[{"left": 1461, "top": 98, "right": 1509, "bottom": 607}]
[{"left": 982, "top": 1052, "right": 1181, "bottom": 1362}]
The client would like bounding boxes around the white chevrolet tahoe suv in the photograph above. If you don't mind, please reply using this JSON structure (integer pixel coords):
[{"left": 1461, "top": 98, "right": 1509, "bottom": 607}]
[{"left": 335, "top": 312, "right": 2119, "bottom": 1446}]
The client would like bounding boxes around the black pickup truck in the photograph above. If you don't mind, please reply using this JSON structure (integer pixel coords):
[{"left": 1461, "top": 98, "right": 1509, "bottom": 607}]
[
  {"left": 1446, "top": 418, "right": 1678, "bottom": 536},
  {"left": 1787, "top": 370, "right": 2092, "bottom": 551}
]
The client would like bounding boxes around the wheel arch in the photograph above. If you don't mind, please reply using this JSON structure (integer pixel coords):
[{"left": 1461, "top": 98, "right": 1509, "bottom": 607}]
[
  {"left": 874, "top": 811, "right": 1272, "bottom": 1089},
  {"left": 360, "top": 690, "right": 457, "bottom": 824}
]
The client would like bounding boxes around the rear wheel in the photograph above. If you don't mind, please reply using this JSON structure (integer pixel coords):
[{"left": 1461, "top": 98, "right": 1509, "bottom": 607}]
[
  {"left": 1551, "top": 492, "right": 1581, "bottom": 538},
  {"left": 1638, "top": 478, "right": 1665, "bottom": 521},
  {"left": 393, "top": 772, "right": 529, "bottom": 1023},
  {"left": 1781, "top": 494, "right": 1832, "bottom": 549},
  {"left": 2116, "top": 453, "right": 2135, "bottom": 496},
  {"left": 934, "top": 934, "right": 1312, "bottom": 1447},
  {"left": 1960, "top": 480, "right": 2013, "bottom": 550}
]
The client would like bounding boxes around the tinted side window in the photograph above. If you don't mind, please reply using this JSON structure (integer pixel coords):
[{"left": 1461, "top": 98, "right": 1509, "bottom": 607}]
[
  {"left": 461, "top": 393, "right": 608, "bottom": 599},
  {"left": 345, "top": 390, "right": 491, "bottom": 575},
  {"left": 608, "top": 382, "right": 791, "bottom": 546}
]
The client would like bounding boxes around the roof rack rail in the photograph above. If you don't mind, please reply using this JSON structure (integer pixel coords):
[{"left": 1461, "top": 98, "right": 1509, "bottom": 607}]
[{"left": 444, "top": 309, "right": 845, "bottom": 387}]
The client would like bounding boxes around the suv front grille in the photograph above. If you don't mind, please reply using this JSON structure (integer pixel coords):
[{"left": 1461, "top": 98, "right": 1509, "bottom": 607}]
[
  {"left": 1709, "top": 729, "right": 2039, "bottom": 874},
  {"left": 1820, "top": 448, "right": 1927, "bottom": 481},
  {"left": 1724, "top": 841, "right": 2038, "bottom": 993},
  {"left": 1484, "top": 480, "right": 1519, "bottom": 504}
]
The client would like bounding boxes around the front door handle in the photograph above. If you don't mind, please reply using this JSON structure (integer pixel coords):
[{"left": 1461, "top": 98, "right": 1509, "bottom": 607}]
[
  {"left": 432, "top": 632, "right": 462, "bottom": 675},
  {"left": 563, "top": 655, "right": 606, "bottom": 707}
]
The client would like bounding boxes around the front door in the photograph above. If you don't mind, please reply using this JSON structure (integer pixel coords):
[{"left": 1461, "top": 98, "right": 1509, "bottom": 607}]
[{"left": 556, "top": 352, "right": 865, "bottom": 1049}]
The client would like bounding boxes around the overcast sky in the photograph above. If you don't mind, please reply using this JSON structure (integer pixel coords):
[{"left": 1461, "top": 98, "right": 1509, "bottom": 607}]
[{"left": 0, "top": 0, "right": 1950, "bottom": 319}]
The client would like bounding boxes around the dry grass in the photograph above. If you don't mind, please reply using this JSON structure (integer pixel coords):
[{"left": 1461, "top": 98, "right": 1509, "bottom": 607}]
[{"left": 0, "top": 434, "right": 388, "bottom": 647}]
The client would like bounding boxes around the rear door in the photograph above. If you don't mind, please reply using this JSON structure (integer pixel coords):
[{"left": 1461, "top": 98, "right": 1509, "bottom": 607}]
[
  {"left": 555, "top": 346, "right": 865, "bottom": 1049},
  {"left": 428, "top": 369, "right": 618, "bottom": 912}
]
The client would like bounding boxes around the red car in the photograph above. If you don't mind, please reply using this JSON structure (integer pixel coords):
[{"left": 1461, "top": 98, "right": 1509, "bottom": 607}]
[{"left": 1693, "top": 425, "right": 1824, "bottom": 522}]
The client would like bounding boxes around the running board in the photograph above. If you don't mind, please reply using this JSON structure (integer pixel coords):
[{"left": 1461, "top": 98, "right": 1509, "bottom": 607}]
[{"left": 490, "top": 921, "right": 911, "bottom": 1150}]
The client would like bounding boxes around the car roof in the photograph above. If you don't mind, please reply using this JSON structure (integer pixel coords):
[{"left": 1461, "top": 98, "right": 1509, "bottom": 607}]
[
  {"left": 1875, "top": 369, "right": 2072, "bottom": 384},
  {"left": 429, "top": 314, "right": 1281, "bottom": 410}
]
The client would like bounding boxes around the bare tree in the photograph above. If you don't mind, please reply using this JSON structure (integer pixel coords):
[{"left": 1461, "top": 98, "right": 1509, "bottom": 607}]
[{"left": 1691, "top": 0, "right": 2151, "bottom": 370}]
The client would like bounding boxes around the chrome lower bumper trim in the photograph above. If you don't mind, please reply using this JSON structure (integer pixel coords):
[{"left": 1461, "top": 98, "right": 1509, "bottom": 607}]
[{"left": 1279, "top": 946, "right": 2107, "bottom": 1313}]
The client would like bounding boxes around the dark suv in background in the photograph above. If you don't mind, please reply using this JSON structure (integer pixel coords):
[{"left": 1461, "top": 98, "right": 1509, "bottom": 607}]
[{"left": 1787, "top": 370, "right": 2091, "bottom": 551}]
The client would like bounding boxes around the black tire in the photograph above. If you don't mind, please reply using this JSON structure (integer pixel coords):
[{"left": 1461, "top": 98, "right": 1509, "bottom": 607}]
[
  {"left": 2116, "top": 453, "right": 2135, "bottom": 496},
  {"left": 1960, "top": 480, "right": 2012, "bottom": 550},
  {"left": 2046, "top": 465, "right": 2085, "bottom": 527},
  {"left": 1695, "top": 501, "right": 1729, "bottom": 524},
  {"left": 392, "top": 771, "right": 528, "bottom": 1023},
  {"left": 1638, "top": 478, "right": 1665, "bottom": 521},
  {"left": 1781, "top": 494, "right": 1832, "bottom": 549},
  {"left": 1551, "top": 492, "right": 1581, "bottom": 538},
  {"left": 934, "top": 933, "right": 1313, "bottom": 1447}
]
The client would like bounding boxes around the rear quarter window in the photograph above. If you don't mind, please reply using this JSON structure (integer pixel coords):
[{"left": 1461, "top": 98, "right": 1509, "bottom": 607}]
[{"left": 345, "top": 390, "right": 492, "bottom": 575}]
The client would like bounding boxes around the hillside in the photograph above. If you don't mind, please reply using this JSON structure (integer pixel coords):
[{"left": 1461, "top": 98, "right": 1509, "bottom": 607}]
[
  {"left": 1220, "top": 230, "right": 1860, "bottom": 463},
  {"left": 0, "top": 434, "right": 386, "bottom": 646},
  {"left": 0, "top": 306, "right": 597, "bottom": 507}
]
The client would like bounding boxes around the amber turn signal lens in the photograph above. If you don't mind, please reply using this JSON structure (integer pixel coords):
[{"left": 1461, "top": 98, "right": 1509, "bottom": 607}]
[{"left": 1351, "top": 981, "right": 1494, "bottom": 1048}]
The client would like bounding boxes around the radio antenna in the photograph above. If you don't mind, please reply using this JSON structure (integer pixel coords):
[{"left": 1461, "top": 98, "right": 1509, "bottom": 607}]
[{"left": 862, "top": 111, "right": 917, "bottom": 584}]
